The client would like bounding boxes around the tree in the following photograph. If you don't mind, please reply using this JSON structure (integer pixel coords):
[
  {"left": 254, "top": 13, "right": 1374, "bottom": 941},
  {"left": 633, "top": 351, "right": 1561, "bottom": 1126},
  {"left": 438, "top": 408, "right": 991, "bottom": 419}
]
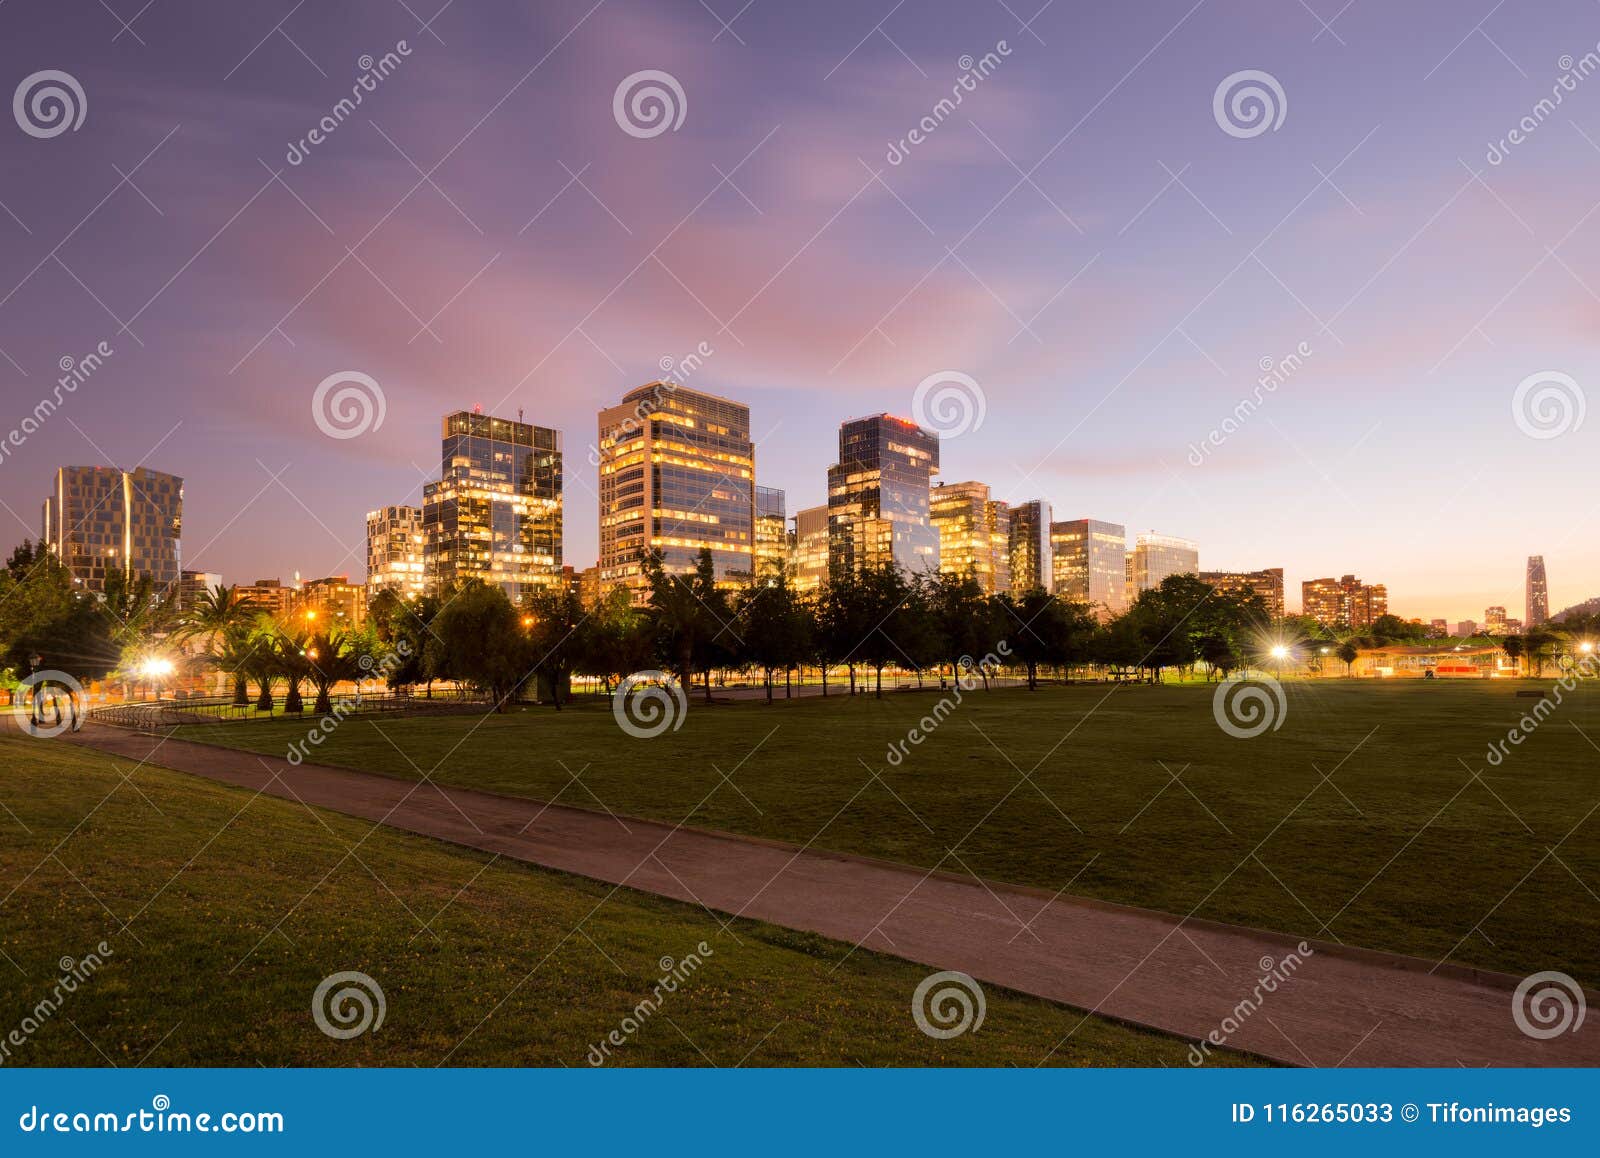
[
  {"left": 244, "top": 615, "right": 286, "bottom": 712},
  {"left": 1336, "top": 640, "right": 1360, "bottom": 677},
  {"left": 523, "top": 582, "right": 588, "bottom": 708},
  {"left": 372, "top": 588, "right": 442, "bottom": 695},
  {"left": 178, "top": 583, "right": 259, "bottom": 703},
  {"left": 737, "top": 567, "right": 813, "bottom": 702},
  {"left": 426, "top": 580, "right": 529, "bottom": 710},
  {"left": 843, "top": 564, "right": 917, "bottom": 698},
  {"left": 304, "top": 627, "right": 368, "bottom": 715},
  {"left": 1524, "top": 629, "right": 1558, "bottom": 677},
  {"left": 1369, "top": 614, "right": 1425, "bottom": 643},
  {"left": 927, "top": 573, "right": 993, "bottom": 686},
  {"left": 1501, "top": 634, "right": 1525, "bottom": 676},
  {"left": 643, "top": 547, "right": 735, "bottom": 704},
  {"left": 0, "top": 545, "right": 116, "bottom": 680},
  {"left": 816, "top": 570, "right": 871, "bottom": 695},
  {"left": 576, "top": 587, "right": 654, "bottom": 693}
]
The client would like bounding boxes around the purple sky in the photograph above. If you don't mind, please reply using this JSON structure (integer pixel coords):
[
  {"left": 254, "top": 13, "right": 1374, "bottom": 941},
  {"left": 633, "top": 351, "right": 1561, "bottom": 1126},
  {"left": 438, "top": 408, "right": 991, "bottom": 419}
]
[{"left": 2, "top": 0, "right": 1597, "bottom": 621}]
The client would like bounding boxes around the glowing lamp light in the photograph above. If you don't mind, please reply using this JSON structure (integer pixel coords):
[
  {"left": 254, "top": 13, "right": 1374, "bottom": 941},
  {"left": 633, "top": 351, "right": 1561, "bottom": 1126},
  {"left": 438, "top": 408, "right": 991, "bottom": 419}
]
[
  {"left": 1582, "top": 641, "right": 1595, "bottom": 655},
  {"left": 139, "top": 658, "right": 174, "bottom": 678},
  {"left": 1269, "top": 645, "right": 1289, "bottom": 660}
]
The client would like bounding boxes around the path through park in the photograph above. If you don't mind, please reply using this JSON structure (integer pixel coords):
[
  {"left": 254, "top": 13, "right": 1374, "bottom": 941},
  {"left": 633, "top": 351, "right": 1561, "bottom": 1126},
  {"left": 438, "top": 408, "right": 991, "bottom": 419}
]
[{"left": 48, "top": 721, "right": 1600, "bottom": 1067}]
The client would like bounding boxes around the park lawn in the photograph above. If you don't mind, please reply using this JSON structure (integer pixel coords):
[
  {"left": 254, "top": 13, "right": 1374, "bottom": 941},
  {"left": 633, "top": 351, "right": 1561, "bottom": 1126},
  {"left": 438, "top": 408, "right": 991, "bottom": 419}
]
[
  {"left": 0, "top": 735, "right": 1249, "bottom": 1067},
  {"left": 184, "top": 679, "right": 1600, "bottom": 986}
]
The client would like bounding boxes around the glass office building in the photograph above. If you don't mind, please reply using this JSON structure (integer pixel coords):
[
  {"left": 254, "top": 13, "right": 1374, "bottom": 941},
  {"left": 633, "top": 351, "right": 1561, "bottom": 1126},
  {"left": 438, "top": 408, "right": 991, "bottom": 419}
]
[
  {"left": 1128, "top": 533, "right": 1199, "bottom": 599},
  {"left": 826, "top": 414, "right": 940, "bottom": 576},
  {"left": 1050, "top": 518, "right": 1126, "bottom": 615},
  {"left": 43, "top": 465, "right": 183, "bottom": 595},
  {"left": 753, "top": 486, "right": 790, "bottom": 583},
  {"left": 597, "top": 382, "right": 754, "bottom": 600},
  {"left": 422, "top": 410, "right": 563, "bottom": 602},
  {"left": 366, "top": 504, "right": 426, "bottom": 599},
  {"left": 791, "top": 504, "right": 830, "bottom": 592},
  {"left": 1008, "top": 499, "right": 1053, "bottom": 593},
  {"left": 930, "top": 480, "right": 1010, "bottom": 595}
]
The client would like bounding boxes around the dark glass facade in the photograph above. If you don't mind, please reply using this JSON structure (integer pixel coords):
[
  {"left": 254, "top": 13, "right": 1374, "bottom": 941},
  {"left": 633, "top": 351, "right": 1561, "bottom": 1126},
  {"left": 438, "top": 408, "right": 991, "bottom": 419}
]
[
  {"left": 422, "top": 410, "right": 562, "bottom": 601},
  {"left": 826, "top": 414, "right": 940, "bottom": 576}
]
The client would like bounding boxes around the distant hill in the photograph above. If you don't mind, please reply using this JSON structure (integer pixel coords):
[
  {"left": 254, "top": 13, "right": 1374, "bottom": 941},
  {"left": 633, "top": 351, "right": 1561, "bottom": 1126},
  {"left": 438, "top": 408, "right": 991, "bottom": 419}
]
[{"left": 1553, "top": 596, "right": 1600, "bottom": 622}]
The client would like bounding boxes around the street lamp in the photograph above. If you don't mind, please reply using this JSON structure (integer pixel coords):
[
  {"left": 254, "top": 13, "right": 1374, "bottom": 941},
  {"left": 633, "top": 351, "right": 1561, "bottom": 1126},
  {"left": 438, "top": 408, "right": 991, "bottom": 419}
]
[
  {"left": 27, "top": 653, "right": 40, "bottom": 726},
  {"left": 1270, "top": 644, "right": 1289, "bottom": 680},
  {"left": 139, "top": 657, "right": 174, "bottom": 702}
]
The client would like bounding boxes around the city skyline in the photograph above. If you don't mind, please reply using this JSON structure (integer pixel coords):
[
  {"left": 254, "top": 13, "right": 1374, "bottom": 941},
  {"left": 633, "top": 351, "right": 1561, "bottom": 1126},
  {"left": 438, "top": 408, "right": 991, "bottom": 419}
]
[
  {"left": 26, "top": 396, "right": 1586, "bottom": 626},
  {"left": 3, "top": 2, "right": 1598, "bottom": 622}
]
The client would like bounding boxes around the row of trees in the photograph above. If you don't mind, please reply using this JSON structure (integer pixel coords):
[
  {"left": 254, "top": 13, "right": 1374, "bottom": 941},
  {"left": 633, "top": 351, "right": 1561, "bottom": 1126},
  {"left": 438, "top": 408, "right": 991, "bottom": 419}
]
[{"left": 10, "top": 533, "right": 1600, "bottom": 712}]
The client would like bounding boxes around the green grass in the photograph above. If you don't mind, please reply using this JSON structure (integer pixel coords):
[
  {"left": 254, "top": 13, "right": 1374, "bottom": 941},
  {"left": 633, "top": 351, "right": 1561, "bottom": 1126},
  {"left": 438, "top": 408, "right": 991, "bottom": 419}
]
[
  {"left": 0, "top": 735, "right": 1247, "bottom": 1067},
  {"left": 185, "top": 679, "right": 1600, "bottom": 985}
]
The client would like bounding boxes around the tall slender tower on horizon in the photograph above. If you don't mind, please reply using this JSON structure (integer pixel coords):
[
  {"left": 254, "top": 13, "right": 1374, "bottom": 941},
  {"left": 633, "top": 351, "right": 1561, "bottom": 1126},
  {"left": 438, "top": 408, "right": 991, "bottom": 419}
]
[{"left": 1526, "top": 555, "right": 1549, "bottom": 629}]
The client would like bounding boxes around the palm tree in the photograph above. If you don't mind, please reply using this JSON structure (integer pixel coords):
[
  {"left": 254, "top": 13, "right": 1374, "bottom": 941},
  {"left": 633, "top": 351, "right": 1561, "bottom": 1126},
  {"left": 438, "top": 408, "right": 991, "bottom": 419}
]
[
  {"left": 1336, "top": 640, "right": 1360, "bottom": 677},
  {"left": 305, "top": 628, "right": 367, "bottom": 715},
  {"left": 177, "top": 584, "right": 259, "bottom": 702}
]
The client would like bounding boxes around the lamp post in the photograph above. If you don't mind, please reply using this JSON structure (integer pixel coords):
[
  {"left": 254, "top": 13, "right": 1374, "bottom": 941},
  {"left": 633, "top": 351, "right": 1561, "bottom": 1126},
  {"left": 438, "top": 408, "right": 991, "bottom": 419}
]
[
  {"left": 27, "top": 653, "right": 40, "bottom": 726},
  {"left": 1270, "top": 644, "right": 1289, "bottom": 681}
]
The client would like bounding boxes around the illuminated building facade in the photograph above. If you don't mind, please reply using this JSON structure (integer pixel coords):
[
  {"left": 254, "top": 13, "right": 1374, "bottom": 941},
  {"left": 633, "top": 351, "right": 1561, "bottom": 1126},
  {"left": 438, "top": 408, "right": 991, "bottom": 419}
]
[
  {"left": 366, "top": 504, "right": 426, "bottom": 599},
  {"left": 791, "top": 504, "right": 830, "bottom": 592},
  {"left": 1050, "top": 518, "right": 1127, "bottom": 615},
  {"left": 826, "top": 414, "right": 940, "bottom": 576},
  {"left": 177, "top": 569, "right": 222, "bottom": 610},
  {"left": 423, "top": 410, "right": 563, "bottom": 602},
  {"left": 753, "top": 486, "right": 790, "bottom": 583},
  {"left": 42, "top": 465, "right": 183, "bottom": 595},
  {"left": 1008, "top": 499, "right": 1052, "bottom": 593},
  {"left": 1128, "top": 533, "right": 1199, "bottom": 599},
  {"left": 298, "top": 575, "right": 367, "bottom": 628},
  {"left": 1526, "top": 555, "right": 1549, "bottom": 628},
  {"left": 1302, "top": 574, "right": 1388, "bottom": 629},
  {"left": 235, "top": 578, "right": 295, "bottom": 618},
  {"left": 930, "top": 480, "right": 1010, "bottom": 594},
  {"left": 597, "top": 383, "right": 754, "bottom": 600},
  {"left": 1484, "top": 605, "right": 1509, "bottom": 634},
  {"left": 1199, "top": 568, "right": 1284, "bottom": 618}
]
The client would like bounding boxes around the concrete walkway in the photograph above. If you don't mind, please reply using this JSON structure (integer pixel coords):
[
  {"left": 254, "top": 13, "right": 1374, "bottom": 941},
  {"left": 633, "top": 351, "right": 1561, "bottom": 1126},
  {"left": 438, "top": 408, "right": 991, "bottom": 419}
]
[{"left": 52, "top": 722, "right": 1600, "bottom": 1067}]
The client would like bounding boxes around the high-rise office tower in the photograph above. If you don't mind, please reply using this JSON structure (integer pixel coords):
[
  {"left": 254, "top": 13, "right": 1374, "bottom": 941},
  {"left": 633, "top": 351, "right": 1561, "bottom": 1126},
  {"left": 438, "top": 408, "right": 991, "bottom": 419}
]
[
  {"left": 42, "top": 465, "right": 183, "bottom": 594},
  {"left": 366, "top": 504, "right": 426, "bottom": 599},
  {"left": 1008, "top": 499, "right": 1053, "bottom": 594},
  {"left": 930, "top": 481, "right": 1011, "bottom": 595},
  {"left": 1128, "top": 533, "right": 1199, "bottom": 598},
  {"left": 1484, "top": 605, "right": 1509, "bottom": 634},
  {"left": 1050, "top": 518, "right": 1127, "bottom": 615},
  {"left": 1526, "top": 556, "right": 1549, "bottom": 628},
  {"left": 791, "top": 504, "right": 831, "bottom": 592},
  {"left": 597, "top": 382, "right": 754, "bottom": 599},
  {"left": 826, "top": 414, "right": 940, "bottom": 576},
  {"left": 1199, "top": 568, "right": 1285, "bottom": 618},
  {"left": 753, "top": 486, "right": 790, "bottom": 583},
  {"left": 422, "top": 410, "right": 562, "bottom": 602}
]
